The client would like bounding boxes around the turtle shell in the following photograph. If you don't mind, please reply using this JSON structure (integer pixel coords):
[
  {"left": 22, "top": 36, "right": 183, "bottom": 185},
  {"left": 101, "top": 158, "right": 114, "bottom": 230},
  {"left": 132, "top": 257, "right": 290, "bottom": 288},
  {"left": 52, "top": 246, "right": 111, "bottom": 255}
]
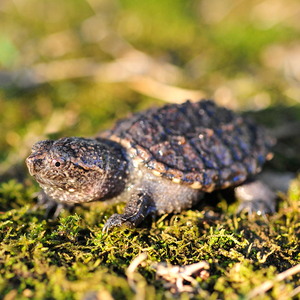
[{"left": 99, "top": 100, "right": 274, "bottom": 192}]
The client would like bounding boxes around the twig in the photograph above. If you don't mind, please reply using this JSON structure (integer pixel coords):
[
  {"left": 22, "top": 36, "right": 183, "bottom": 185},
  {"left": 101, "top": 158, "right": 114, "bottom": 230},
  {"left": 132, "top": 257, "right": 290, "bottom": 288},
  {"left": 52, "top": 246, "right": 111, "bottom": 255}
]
[
  {"left": 289, "top": 285, "right": 300, "bottom": 298},
  {"left": 246, "top": 263, "right": 300, "bottom": 299},
  {"left": 152, "top": 260, "right": 210, "bottom": 294},
  {"left": 126, "top": 252, "right": 148, "bottom": 294}
]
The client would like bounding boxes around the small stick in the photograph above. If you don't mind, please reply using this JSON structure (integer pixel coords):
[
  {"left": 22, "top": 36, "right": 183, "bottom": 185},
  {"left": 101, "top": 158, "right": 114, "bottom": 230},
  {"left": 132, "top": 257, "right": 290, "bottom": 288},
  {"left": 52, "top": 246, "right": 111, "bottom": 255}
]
[
  {"left": 246, "top": 263, "right": 300, "bottom": 299},
  {"left": 126, "top": 252, "right": 148, "bottom": 293}
]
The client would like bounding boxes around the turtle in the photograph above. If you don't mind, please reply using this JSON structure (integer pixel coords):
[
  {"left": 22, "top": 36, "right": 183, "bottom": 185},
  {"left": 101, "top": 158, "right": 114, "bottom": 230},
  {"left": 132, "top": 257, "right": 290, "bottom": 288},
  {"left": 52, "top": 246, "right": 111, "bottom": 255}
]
[{"left": 26, "top": 100, "right": 276, "bottom": 231}]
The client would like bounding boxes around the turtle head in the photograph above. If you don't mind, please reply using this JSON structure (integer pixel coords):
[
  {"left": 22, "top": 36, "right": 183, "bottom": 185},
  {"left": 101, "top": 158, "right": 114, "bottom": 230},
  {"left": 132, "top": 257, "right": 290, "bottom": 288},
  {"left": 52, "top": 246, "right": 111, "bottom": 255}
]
[{"left": 26, "top": 137, "right": 128, "bottom": 203}]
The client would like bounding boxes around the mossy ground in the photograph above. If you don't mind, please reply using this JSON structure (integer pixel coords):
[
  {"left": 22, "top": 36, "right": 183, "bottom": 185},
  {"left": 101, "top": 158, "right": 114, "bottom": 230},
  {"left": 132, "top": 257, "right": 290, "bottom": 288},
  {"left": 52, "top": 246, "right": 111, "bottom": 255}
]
[
  {"left": 1, "top": 171, "right": 300, "bottom": 300},
  {"left": 1, "top": 0, "right": 300, "bottom": 299}
]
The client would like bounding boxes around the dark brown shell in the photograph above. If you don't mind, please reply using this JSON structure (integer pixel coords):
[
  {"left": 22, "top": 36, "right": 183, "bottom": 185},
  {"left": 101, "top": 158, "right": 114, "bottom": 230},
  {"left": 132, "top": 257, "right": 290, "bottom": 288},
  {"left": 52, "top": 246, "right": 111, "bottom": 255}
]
[{"left": 99, "top": 100, "right": 274, "bottom": 192}]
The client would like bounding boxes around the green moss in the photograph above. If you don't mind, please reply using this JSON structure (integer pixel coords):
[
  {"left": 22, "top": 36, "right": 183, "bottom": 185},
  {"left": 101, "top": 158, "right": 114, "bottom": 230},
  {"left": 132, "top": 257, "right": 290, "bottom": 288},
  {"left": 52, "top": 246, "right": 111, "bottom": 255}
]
[{"left": 2, "top": 185, "right": 300, "bottom": 299}]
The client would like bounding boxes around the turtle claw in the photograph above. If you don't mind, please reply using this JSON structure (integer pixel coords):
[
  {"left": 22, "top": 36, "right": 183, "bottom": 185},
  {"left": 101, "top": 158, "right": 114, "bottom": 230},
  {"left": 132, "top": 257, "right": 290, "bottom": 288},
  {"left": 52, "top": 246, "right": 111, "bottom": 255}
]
[
  {"left": 102, "top": 214, "right": 122, "bottom": 233},
  {"left": 102, "top": 213, "right": 136, "bottom": 233},
  {"left": 103, "top": 191, "right": 154, "bottom": 233}
]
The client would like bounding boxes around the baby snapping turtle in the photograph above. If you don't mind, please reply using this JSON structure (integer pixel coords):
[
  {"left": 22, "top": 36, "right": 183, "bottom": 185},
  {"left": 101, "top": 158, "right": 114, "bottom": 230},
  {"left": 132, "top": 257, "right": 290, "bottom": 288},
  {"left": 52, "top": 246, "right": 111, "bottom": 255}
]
[{"left": 26, "top": 100, "right": 276, "bottom": 231}]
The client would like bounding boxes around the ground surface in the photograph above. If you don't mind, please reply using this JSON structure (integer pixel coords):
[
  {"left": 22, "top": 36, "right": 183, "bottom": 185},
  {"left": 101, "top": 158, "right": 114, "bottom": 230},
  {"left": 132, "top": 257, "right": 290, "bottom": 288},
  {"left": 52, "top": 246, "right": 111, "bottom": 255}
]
[{"left": 1, "top": 0, "right": 300, "bottom": 299}]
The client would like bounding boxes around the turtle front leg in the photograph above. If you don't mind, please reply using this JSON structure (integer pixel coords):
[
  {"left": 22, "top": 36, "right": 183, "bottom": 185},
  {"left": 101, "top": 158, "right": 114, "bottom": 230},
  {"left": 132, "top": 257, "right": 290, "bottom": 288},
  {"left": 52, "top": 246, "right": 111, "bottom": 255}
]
[
  {"left": 235, "top": 180, "right": 277, "bottom": 217},
  {"left": 102, "top": 191, "right": 155, "bottom": 232}
]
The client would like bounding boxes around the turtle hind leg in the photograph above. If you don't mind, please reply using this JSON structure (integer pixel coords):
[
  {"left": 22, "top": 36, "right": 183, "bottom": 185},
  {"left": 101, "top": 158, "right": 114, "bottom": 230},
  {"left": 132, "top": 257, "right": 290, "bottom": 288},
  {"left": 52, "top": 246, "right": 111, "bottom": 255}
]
[{"left": 235, "top": 180, "right": 277, "bottom": 217}]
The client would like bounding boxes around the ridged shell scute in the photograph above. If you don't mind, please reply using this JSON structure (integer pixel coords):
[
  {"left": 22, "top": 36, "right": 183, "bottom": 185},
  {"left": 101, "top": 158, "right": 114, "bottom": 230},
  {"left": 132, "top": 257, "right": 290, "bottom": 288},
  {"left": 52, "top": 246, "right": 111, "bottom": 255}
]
[{"left": 99, "top": 100, "right": 274, "bottom": 192}]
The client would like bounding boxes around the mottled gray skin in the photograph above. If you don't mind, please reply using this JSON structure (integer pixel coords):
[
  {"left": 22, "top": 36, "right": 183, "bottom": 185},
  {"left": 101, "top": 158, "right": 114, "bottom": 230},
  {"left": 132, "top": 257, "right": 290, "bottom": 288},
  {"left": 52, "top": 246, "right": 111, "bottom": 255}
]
[{"left": 26, "top": 100, "right": 276, "bottom": 231}]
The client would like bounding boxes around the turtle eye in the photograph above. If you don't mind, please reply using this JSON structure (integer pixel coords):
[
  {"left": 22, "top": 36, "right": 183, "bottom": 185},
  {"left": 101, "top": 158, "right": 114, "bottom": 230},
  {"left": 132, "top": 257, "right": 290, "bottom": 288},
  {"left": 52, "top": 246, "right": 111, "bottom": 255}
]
[{"left": 52, "top": 158, "right": 65, "bottom": 168}]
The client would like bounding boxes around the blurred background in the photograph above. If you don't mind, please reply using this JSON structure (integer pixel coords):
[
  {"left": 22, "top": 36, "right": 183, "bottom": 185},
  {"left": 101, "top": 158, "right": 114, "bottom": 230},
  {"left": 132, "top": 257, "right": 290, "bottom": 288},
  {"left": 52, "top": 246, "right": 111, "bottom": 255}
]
[{"left": 1, "top": 0, "right": 300, "bottom": 180}]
